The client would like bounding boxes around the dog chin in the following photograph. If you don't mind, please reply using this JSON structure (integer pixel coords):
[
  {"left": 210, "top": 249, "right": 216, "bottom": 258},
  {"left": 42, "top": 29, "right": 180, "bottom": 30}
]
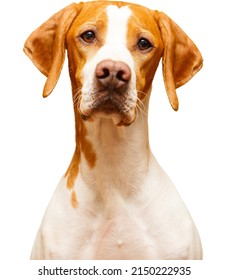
[{"left": 80, "top": 108, "right": 136, "bottom": 126}]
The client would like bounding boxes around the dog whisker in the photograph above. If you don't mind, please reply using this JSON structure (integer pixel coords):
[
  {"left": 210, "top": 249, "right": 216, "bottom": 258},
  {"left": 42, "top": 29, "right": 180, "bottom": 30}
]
[
  {"left": 73, "top": 88, "right": 82, "bottom": 104},
  {"left": 73, "top": 87, "right": 82, "bottom": 98},
  {"left": 135, "top": 97, "right": 147, "bottom": 117},
  {"left": 74, "top": 94, "right": 81, "bottom": 106},
  {"left": 137, "top": 90, "right": 149, "bottom": 98},
  {"left": 72, "top": 88, "right": 84, "bottom": 115}
]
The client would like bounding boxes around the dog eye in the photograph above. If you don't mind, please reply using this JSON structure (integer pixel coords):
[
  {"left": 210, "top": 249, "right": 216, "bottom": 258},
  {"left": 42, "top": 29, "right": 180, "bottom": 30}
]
[
  {"left": 80, "top": 31, "right": 96, "bottom": 43},
  {"left": 138, "top": 38, "right": 152, "bottom": 51}
]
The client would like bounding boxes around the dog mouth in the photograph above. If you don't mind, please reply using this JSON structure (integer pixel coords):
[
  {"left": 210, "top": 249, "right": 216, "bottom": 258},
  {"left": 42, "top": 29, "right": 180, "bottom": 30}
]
[
  {"left": 80, "top": 92, "right": 136, "bottom": 126},
  {"left": 93, "top": 94, "right": 125, "bottom": 114}
]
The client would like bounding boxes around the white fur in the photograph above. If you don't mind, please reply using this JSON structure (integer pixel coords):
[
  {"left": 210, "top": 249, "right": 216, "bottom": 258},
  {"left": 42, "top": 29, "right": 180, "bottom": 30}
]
[{"left": 31, "top": 4, "right": 202, "bottom": 260}]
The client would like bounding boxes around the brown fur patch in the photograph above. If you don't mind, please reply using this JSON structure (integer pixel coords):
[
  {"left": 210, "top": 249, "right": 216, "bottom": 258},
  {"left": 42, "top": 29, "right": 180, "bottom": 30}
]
[
  {"left": 65, "top": 149, "right": 80, "bottom": 190},
  {"left": 65, "top": 111, "right": 97, "bottom": 189},
  {"left": 71, "top": 190, "right": 78, "bottom": 208}
]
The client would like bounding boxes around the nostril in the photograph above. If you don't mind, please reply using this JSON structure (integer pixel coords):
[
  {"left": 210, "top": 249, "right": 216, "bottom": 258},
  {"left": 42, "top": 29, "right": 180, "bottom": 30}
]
[
  {"left": 116, "top": 62, "right": 131, "bottom": 83},
  {"left": 100, "top": 68, "right": 110, "bottom": 79},
  {"left": 117, "top": 71, "right": 124, "bottom": 82},
  {"left": 96, "top": 66, "right": 110, "bottom": 79},
  {"left": 116, "top": 70, "right": 131, "bottom": 83}
]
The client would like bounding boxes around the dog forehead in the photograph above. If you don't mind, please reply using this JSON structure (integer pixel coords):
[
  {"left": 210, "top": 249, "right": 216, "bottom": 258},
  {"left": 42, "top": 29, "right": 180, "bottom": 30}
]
[
  {"left": 74, "top": 1, "right": 109, "bottom": 25},
  {"left": 71, "top": 2, "right": 134, "bottom": 64},
  {"left": 74, "top": 1, "right": 155, "bottom": 30}
]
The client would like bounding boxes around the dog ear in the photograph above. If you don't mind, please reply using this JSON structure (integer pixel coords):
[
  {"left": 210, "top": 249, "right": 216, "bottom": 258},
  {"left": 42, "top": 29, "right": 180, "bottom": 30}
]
[
  {"left": 23, "top": 3, "right": 80, "bottom": 97},
  {"left": 155, "top": 12, "right": 203, "bottom": 111}
]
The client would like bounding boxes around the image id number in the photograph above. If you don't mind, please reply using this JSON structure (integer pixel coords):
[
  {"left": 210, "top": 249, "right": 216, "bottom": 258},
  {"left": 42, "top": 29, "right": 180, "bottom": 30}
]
[{"left": 131, "top": 266, "right": 191, "bottom": 276}]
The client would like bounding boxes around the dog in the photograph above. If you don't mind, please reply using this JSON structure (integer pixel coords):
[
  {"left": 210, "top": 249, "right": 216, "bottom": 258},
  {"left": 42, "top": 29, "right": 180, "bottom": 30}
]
[{"left": 24, "top": 0, "right": 203, "bottom": 260}]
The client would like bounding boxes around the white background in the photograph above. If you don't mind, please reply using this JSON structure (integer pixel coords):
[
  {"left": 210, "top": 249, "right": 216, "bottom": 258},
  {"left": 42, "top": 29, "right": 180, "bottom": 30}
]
[{"left": 0, "top": 0, "right": 228, "bottom": 278}]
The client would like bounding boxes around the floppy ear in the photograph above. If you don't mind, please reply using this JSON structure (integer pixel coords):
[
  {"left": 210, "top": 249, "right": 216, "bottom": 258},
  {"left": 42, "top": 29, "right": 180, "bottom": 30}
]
[
  {"left": 155, "top": 12, "right": 203, "bottom": 111},
  {"left": 23, "top": 3, "right": 80, "bottom": 97}
]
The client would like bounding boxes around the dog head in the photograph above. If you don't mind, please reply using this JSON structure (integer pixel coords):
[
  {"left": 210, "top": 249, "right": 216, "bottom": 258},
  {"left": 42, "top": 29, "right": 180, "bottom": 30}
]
[{"left": 24, "top": 1, "right": 203, "bottom": 126}]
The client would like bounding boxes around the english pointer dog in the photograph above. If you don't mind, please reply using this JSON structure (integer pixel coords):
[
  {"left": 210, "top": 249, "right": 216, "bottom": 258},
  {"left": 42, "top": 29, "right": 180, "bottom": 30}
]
[{"left": 24, "top": 1, "right": 203, "bottom": 259}]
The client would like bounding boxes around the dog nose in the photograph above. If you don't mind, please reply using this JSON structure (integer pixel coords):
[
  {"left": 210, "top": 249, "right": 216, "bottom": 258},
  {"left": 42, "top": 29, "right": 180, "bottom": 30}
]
[{"left": 95, "top": 60, "right": 131, "bottom": 89}]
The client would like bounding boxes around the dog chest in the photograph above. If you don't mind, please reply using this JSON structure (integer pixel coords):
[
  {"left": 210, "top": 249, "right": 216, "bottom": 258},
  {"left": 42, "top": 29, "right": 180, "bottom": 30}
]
[
  {"left": 78, "top": 209, "right": 156, "bottom": 259},
  {"left": 35, "top": 174, "right": 199, "bottom": 260}
]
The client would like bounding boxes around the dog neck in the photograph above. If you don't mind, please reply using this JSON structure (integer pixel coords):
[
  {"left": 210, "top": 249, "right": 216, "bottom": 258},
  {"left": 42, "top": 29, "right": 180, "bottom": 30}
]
[{"left": 65, "top": 94, "right": 151, "bottom": 197}]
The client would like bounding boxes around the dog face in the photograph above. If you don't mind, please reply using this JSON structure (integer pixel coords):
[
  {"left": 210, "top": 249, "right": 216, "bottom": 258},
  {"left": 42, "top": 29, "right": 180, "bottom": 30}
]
[
  {"left": 66, "top": 2, "right": 163, "bottom": 125},
  {"left": 24, "top": 1, "right": 203, "bottom": 125}
]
